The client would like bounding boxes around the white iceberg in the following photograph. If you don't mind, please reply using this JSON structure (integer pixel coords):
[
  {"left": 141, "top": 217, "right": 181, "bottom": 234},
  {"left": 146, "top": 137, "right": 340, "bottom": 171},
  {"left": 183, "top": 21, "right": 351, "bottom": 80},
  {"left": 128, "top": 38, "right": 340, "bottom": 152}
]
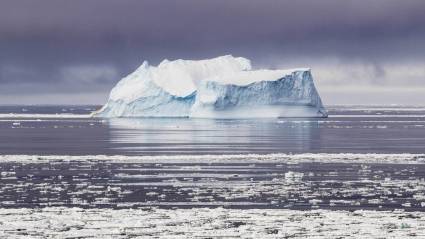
[{"left": 95, "top": 55, "right": 327, "bottom": 118}]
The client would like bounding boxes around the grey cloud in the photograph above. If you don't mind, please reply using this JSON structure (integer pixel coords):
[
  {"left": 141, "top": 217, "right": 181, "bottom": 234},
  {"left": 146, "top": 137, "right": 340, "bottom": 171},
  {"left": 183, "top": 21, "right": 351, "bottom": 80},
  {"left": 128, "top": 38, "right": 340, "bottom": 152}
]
[
  {"left": 0, "top": 0, "right": 424, "bottom": 104},
  {"left": 60, "top": 65, "right": 118, "bottom": 84}
]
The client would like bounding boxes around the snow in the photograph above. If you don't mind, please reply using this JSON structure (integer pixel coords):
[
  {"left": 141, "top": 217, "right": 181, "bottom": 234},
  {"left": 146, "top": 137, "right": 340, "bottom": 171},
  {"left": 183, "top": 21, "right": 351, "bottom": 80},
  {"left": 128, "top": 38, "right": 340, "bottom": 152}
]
[
  {"left": 95, "top": 55, "right": 327, "bottom": 118},
  {"left": 108, "top": 55, "right": 250, "bottom": 102},
  {"left": 206, "top": 68, "right": 310, "bottom": 86}
]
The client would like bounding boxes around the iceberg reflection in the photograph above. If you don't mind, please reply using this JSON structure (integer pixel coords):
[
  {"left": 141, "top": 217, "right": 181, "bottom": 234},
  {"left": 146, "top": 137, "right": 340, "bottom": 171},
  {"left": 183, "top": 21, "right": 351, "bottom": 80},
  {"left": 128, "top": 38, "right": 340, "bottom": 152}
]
[{"left": 106, "top": 118, "right": 321, "bottom": 155}]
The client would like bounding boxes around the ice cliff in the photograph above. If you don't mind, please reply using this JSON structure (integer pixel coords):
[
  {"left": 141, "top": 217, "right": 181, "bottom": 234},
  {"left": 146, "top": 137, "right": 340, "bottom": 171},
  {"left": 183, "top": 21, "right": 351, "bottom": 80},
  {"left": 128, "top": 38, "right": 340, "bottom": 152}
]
[{"left": 95, "top": 55, "right": 327, "bottom": 118}]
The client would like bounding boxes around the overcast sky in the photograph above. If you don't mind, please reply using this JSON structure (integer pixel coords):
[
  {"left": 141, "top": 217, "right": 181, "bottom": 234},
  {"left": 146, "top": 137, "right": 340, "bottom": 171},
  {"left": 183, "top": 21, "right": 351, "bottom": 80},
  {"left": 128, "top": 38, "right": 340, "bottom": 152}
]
[{"left": 1, "top": 0, "right": 424, "bottom": 105}]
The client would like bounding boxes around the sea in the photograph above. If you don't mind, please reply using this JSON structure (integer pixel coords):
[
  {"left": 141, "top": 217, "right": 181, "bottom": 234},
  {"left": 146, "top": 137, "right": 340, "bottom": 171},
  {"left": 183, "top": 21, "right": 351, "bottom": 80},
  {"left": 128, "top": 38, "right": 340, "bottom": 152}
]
[{"left": 1, "top": 105, "right": 425, "bottom": 237}]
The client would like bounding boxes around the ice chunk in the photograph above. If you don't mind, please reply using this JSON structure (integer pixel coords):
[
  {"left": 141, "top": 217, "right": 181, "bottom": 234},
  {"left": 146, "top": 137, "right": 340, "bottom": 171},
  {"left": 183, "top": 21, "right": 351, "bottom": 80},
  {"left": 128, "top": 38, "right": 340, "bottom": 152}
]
[{"left": 191, "top": 69, "right": 327, "bottom": 118}]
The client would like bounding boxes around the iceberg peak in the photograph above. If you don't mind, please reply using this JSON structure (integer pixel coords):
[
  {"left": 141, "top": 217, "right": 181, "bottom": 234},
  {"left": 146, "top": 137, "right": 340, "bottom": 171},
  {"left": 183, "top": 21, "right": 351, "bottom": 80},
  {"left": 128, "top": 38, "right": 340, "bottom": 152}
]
[{"left": 140, "top": 60, "right": 149, "bottom": 68}]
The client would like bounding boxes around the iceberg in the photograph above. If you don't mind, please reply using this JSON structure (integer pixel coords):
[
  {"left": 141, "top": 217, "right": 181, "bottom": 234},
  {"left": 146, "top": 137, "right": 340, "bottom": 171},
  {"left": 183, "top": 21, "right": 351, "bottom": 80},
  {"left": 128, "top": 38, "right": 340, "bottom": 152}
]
[{"left": 95, "top": 55, "right": 327, "bottom": 118}]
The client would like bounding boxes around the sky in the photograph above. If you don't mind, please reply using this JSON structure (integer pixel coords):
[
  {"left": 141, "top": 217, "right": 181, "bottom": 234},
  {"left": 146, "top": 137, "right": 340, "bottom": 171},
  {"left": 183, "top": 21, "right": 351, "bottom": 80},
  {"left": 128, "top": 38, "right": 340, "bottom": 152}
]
[{"left": 1, "top": 0, "right": 424, "bottom": 105}]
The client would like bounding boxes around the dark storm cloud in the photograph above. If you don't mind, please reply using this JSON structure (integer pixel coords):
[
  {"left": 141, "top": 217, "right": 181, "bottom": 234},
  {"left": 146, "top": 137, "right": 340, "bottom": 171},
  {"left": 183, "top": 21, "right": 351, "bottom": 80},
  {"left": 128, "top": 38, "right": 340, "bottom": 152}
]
[{"left": 0, "top": 0, "right": 425, "bottom": 103}]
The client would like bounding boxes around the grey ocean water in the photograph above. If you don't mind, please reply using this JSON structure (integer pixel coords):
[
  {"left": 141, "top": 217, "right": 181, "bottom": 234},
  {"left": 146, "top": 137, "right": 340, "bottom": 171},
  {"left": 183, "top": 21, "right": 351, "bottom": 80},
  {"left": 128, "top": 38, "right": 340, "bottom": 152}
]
[
  {"left": 1, "top": 105, "right": 425, "bottom": 211},
  {"left": 1, "top": 105, "right": 425, "bottom": 155}
]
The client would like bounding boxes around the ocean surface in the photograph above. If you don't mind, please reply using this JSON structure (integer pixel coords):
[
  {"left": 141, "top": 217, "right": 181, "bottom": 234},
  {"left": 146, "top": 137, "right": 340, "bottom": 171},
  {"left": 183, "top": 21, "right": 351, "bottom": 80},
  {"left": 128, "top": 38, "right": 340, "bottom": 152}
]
[
  {"left": 1, "top": 105, "right": 425, "bottom": 155},
  {"left": 1, "top": 105, "right": 425, "bottom": 237},
  {"left": 1, "top": 105, "right": 425, "bottom": 211}
]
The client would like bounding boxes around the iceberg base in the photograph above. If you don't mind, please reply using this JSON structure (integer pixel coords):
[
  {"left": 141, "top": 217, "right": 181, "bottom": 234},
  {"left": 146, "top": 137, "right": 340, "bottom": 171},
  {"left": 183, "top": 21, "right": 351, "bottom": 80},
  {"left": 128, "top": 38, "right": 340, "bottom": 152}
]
[{"left": 190, "top": 105, "right": 327, "bottom": 119}]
